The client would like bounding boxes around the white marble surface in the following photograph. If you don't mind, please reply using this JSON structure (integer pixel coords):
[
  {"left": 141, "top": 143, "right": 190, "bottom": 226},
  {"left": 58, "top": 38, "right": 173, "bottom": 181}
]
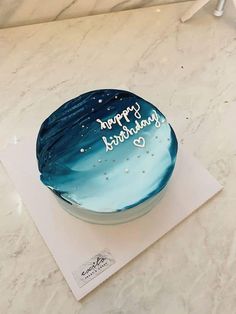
[
  {"left": 0, "top": 0, "right": 187, "bottom": 29},
  {"left": 0, "top": 2, "right": 236, "bottom": 313}
]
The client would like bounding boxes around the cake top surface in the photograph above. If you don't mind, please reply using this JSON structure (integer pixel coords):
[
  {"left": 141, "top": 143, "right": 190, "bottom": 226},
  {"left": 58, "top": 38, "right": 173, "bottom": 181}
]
[{"left": 36, "top": 89, "right": 178, "bottom": 213}]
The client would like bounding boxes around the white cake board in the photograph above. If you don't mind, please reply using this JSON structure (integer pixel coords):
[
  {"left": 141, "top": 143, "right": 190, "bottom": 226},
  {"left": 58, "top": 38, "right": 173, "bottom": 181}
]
[{"left": 0, "top": 138, "right": 222, "bottom": 300}]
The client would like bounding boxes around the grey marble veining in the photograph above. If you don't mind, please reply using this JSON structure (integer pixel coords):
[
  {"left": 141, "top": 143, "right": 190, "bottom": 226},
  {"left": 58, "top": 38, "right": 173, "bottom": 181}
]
[
  {"left": 0, "top": 1, "right": 236, "bottom": 313},
  {"left": 0, "top": 0, "right": 189, "bottom": 29}
]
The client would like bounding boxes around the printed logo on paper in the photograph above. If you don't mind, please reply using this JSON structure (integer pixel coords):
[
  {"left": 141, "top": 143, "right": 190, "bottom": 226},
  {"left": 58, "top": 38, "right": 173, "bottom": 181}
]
[{"left": 72, "top": 249, "right": 115, "bottom": 287}]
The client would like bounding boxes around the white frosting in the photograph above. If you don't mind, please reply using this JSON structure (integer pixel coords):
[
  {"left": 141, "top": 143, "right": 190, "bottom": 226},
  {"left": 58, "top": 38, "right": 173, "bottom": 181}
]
[
  {"left": 96, "top": 102, "right": 141, "bottom": 130},
  {"left": 98, "top": 103, "right": 161, "bottom": 152}
]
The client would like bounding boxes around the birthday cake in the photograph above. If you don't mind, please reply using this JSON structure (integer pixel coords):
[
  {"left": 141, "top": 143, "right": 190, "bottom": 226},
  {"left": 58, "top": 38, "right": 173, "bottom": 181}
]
[{"left": 36, "top": 89, "right": 178, "bottom": 224}]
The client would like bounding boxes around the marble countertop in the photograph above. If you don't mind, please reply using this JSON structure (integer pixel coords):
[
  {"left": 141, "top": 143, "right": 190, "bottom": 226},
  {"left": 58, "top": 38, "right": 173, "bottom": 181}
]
[
  {"left": 0, "top": 2, "right": 236, "bottom": 313},
  {"left": 0, "top": 0, "right": 183, "bottom": 28}
]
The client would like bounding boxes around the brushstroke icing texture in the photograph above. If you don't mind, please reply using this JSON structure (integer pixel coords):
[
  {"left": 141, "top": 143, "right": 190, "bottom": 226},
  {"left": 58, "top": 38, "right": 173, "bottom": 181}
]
[{"left": 36, "top": 89, "right": 178, "bottom": 213}]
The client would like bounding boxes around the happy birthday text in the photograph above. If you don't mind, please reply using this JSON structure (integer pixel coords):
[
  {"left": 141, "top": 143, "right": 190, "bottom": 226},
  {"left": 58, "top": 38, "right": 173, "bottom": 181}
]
[{"left": 96, "top": 102, "right": 162, "bottom": 152}]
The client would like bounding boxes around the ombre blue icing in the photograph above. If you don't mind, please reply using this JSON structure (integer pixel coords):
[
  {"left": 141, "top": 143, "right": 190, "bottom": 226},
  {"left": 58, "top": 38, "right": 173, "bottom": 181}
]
[{"left": 36, "top": 89, "right": 178, "bottom": 220}]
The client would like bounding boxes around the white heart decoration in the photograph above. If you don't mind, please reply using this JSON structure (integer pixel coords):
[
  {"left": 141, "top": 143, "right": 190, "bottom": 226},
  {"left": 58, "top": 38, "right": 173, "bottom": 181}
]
[{"left": 133, "top": 137, "right": 145, "bottom": 148}]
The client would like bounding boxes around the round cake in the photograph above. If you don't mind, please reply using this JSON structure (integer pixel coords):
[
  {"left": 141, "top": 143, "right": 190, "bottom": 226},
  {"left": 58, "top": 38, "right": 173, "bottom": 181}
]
[{"left": 36, "top": 89, "right": 178, "bottom": 224}]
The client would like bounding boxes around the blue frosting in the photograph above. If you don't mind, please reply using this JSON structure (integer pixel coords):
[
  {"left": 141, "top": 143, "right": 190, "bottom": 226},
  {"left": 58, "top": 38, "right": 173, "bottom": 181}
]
[{"left": 36, "top": 89, "right": 178, "bottom": 213}]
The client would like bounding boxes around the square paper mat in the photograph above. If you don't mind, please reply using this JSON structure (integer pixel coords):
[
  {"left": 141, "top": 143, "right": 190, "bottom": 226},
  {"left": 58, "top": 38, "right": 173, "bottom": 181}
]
[{"left": 0, "top": 138, "right": 222, "bottom": 300}]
